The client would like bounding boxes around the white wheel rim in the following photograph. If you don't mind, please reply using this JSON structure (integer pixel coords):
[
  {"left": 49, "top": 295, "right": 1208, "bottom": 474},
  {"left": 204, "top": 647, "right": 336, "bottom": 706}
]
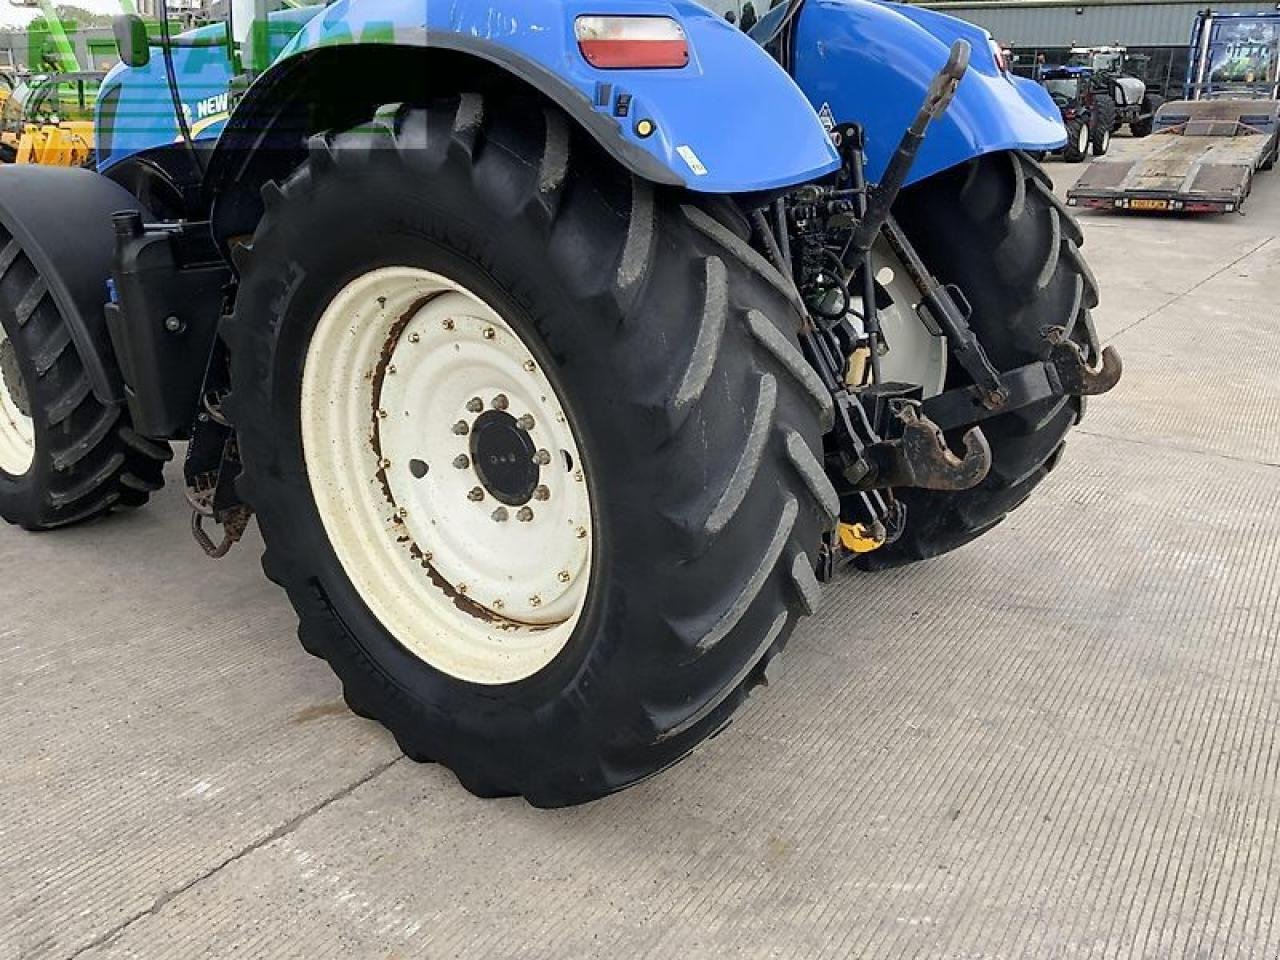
[
  {"left": 1079, "top": 125, "right": 1091, "bottom": 154},
  {"left": 0, "top": 323, "right": 35, "bottom": 477},
  {"left": 1100, "top": 129, "right": 1111, "bottom": 153},
  {"left": 863, "top": 241, "right": 948, "bottom": 397},
  {"left": 301, "top": 267, "right": 593, "bottom": 685}
]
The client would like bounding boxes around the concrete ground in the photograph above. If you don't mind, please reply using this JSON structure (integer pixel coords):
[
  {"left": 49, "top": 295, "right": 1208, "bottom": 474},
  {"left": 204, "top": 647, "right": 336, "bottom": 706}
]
[{"left": 3, "top": 139, "right": 1279, "bottom": 959}]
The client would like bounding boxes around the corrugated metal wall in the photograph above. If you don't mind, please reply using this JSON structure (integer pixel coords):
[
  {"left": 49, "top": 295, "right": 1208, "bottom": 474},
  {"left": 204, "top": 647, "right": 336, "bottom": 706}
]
[{"left": 917, "top": 1, "right": 1271, "bottom": 47}]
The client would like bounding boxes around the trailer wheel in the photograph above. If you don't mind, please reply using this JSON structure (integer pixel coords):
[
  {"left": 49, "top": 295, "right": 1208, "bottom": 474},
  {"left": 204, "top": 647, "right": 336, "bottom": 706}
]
[
  {"left": 224, "top": 96, "right": 837, "bottom": 806},
  {"left": 0, "top": 227, "right": 170, "bottom": 530},
  {"left": 856, "top": 150, "right": 1097, "bottom": 570},
  {"left": 1063, "top": 119, "right": 1090, "bottom": 163}
]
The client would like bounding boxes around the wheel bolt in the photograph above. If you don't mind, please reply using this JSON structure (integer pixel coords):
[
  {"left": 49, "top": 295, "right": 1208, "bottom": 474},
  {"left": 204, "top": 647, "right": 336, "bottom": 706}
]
[
  {"left": 492, "top": 394, "right": 509, "bottom": 411},
  {"left": 533, "top": 485, "right": 550, "bottom": 501},
  {"left": 468, "top": 487, "right": 485, "bottom": 502},
  {"left": 453, "top": 454, "right": 470, "bottom": 469},
  {"left": 398, "top": 507, "right": 408, "bottom": 519},
  {"left": 387, "top": 365, "right": 397, "bottom": 375},
  {"left": 517, "top": 506, "right": 534, "bottom": 522},
  {"left": 576, "top": 527, "right": 587, "bottom": 540},
  {"left": 452, "top": 420, "right": 469, "bottom": 436},
  {"left": 493, "top": 599, "right": 505, "bottom": 610},
  {"left": 442, "top": 318, "right": 454, "bottom": 331},
  {"left": 533, "top": 449, "right": 551, "bottom": 466},
  {"left": 558, "top": 571, "right": 570, "bottom": 583},
  {"left": 466, "top": 397, "right": 483, "bottom": 413},
  {"left": 523, "top": 360, "right": 536, "bottom": 373},
  {"left": 530, "top": 595, "right": 542, "bottom": 607},
  {"left": 483, "top": 327, "right": 496, "bottom": 340},
  {"left": 379, "top": 458, "right": 392, "bottom": 470},
  {"left": 408, "top": 332, "right": 420, "bottom": 344},
  {"left": 491, "top": 507, "right": 508, "bottom": 522},
  {"left": 516, "top": 414, "right": 535, "bottom": 431},
  {"left": 377, "top": 408, "right": 388, "bottom": 419},
  {"left": 458, "top": 583, "right": 468, "bottom": 594}
]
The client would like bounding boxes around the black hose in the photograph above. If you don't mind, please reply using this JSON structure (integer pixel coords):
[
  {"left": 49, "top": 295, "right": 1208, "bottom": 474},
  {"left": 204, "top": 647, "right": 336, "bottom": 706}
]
[{"left": 157, "top": 0, "right": 205, "bottom": 181}]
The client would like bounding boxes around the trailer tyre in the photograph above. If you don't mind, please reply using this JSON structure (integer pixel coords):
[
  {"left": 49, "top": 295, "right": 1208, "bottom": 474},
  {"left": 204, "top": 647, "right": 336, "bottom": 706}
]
[
  {"left": 224, "top": 96, "right": 837, "bottom": 806},
  {"left": 856, "top": 150, "right": 1097, "bottom": 570},
  {"left": 0, "top": 226, "right": 170, "bottom": 530},
  {"left": 1091, "top": 95, "right": 1115, "bottom": 155}
]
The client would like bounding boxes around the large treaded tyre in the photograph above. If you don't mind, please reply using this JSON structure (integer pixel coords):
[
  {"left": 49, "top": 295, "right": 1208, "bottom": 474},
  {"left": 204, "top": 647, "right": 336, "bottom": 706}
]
[
  {"left": 223, "top": 95, "right": 839, "bottom": 807},
  {"left": 0, "top": 224, "right": 170, "bottom": 530},
  {"left": 1062, "top": 118, "right": 1089, "bottom": 163},
  {"left": 856, "top": 151, "right": 1099, "bottom": 570},
  {"left": 1132, "top": 94, "right": 1164, "bottom": 138}
]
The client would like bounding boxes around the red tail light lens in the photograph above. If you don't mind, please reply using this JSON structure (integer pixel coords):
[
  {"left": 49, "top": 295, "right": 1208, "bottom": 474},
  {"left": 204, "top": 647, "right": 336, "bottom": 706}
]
[{"left": 575, "top": 16, "right": 690, "bottom": 69}]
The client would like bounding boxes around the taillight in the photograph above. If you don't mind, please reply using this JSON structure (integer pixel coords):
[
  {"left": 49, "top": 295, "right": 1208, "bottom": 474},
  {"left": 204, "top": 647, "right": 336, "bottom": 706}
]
[{"left": 575, "top": 16, "right": 690, "bottom": 69}]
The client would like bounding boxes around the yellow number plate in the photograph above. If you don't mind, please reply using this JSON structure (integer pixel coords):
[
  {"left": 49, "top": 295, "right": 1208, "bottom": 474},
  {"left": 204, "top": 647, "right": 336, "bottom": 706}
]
[{"left": 1130, "top": 198, "right": 1169, "bottom": 211}]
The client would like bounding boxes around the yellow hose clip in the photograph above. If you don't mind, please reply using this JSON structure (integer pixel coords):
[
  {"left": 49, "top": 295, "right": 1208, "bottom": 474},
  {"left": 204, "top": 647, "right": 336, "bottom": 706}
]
[{"left": 838, "top": 521, "right": 886, "bottom": 554}]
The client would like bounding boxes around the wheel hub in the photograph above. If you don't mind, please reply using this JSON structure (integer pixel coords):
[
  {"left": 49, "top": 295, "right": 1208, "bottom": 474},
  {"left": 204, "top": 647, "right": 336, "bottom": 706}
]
[
  {"left": 301, "top": 266, "right": 593, "bottom": 685},
  {"left": 469, "top": 408, "right": 539, "bottom": 506}
]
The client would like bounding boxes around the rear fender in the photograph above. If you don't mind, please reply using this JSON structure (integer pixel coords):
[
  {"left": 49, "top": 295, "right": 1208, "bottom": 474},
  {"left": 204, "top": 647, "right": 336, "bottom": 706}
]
[
  {"left": 206, "top": 0, "right": 838, "bottom": 197},
  {"left": 0, "top": 166, "right": 149, "bottom": 406},
  {"left": 790, "top": 0, "right": 1066, "bottom": 185}
]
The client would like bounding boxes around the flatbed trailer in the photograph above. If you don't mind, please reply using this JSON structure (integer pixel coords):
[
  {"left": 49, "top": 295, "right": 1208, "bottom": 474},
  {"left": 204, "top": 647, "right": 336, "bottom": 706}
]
[
  {"left": 1067, "top": 99, "right": 1280, "bottom": 213},
  {"left": 1066, "top": 8, "right": 1280, "bottom": 215}
]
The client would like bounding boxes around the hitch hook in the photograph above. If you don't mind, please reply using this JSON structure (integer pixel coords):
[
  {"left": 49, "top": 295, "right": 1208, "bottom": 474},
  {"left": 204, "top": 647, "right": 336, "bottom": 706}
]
[
  {"left": 859, "top": 403, "right": 992, "bottom": 492},
  {"left": 1046, "top": 327, "right": 1124, "bottom": 396}
]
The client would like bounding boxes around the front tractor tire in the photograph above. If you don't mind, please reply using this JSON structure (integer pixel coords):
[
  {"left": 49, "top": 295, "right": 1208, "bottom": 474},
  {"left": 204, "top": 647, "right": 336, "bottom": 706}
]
[
  {"left": 858, "top": 150, "right": 1100, "bottom": 570},
  {"left": 1062, "top": 119, "right": 1091, "bottom": 163},
  {"left": 0, "top": 225, "right": 169, "bottom": 530},
  {"left": 225, "top": 96, "right": 838, "bottom": 806}
]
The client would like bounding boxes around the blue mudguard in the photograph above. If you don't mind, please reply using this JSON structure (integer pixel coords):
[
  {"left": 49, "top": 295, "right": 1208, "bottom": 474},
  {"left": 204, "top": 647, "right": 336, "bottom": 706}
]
[
  {"left": 789, "top": 0, "right": 1067, "bottom": 185},
  {"left": 200, "top": 0, "right": 838, "bottom": 194}
]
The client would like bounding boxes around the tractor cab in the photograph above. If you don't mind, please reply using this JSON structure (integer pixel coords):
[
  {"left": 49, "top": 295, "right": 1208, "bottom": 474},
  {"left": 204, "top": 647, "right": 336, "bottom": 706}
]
[{"left": 1039, "top": 65, "right": 1090, "bottom": 110}]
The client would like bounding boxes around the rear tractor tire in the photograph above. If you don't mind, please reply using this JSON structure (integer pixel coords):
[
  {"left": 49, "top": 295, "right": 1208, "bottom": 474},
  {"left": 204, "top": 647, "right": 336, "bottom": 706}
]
[
  {"left": 0, "top": 226, "right": 169, "bottom": 530},
  {"left": 856, "top": 150, "right": 1099, "bottom": 570},
  {"left": 225, "top": 96, "right": 839, "bottom": 806}
]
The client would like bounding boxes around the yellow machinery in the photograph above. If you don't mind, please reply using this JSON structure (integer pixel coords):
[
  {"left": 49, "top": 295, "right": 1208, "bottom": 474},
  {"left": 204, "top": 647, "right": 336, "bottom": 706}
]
[
  {"left": 0, "top": 71, "right": 103, "bottom": 166},
  {"left": 14, "top": 118, "right": 93, "bottom": 165}
]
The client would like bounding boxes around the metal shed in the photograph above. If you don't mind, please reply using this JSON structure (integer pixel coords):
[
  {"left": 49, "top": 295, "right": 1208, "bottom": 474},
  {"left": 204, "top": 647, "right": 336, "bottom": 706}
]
[{"left": 917, "top": 0, "right": 1275, "bottom": 49}]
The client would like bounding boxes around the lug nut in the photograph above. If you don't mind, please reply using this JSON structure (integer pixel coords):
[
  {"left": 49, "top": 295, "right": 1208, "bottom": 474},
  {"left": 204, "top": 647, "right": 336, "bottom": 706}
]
[
  {"left": 523, "top": 360, "right": 536, "bottom": 372},
  {"left": 398, "top": 507, "right": 408, "bottom": 519},
  {"left": 408, "top": 332, "right": 420, "bottom": 344},
  {"left": 458, "top": 583, "right": 468, "bottom": 594},
  {"left": 533, "top": 485, "right": 550, "bottom": 501},
  {"left": 493, "top": 599, "right": 504, "bottom": 610},
  {"left": 491, "top": 507, "right": 508, "bottom": 522},
  {"left": 558, "top": 571, "right": 571, "bottom": 583},
  {"left": 452, "top": 420, "right": 470, "bottom": 436},
  {"left": 442, "top": 318, "right": 454, "bottom": 331},
  {"left": 468, "top": 487, "right": 485, "bottom": 502},
  {"left": 387, "top": 365, "right": 397, "bottom": 375},
  {"left": 530, "top": 595, "right": 542, "bottom": 607},
  {"left": 517, "top": 506, "right": 534, "bottom": 522},
  {"left": 377, "top": 408, "right": 388, "bottom": 419},
  {"left": 533, "top": 449, "right": 551, "bottom": 466},
  {"left": 492, "top": 394, "right": 509, "bottom": 411},
  {"left": 482, "top": 327, "right": 496, "bottom": 340},
  {"left": 466, "top": 397, "right": 483, "bottom": 413},
  {"left": 516, "top": 414, "right": 535, "bottom": 431},
  {"left": 576, "top": 527, "right": 588, "bottom": 540},
  {"left": 453, "top": 454, "right": 470, "bottom": 469}
]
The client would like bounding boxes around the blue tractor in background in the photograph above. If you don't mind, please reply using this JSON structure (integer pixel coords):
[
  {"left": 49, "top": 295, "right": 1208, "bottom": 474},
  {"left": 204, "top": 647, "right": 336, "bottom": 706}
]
[{"left": 0, "top": 0, "right": 1119, "bottom": 805}]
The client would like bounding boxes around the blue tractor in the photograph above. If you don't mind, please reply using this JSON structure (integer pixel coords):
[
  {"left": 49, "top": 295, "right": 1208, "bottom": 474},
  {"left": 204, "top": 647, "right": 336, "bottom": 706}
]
[{"left": 0, "top": 0, "right": 1119, "bottom": 804}]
